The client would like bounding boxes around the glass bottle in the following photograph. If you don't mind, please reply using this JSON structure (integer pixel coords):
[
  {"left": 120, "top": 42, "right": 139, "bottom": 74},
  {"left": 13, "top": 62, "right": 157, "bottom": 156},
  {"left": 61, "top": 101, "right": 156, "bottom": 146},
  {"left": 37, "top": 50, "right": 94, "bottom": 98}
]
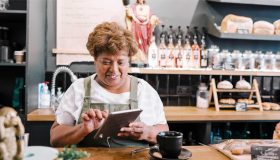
[
  {"left": 166, "top": 34, "right": 176, "bottom": 68},
  {"left": 212, "top": 45, "right": 221, "bottom": 69},
  {"left": 275, "top": 52, "right": 280, "bottom": 70},
  {"left": 160, "top": 24, "right": 167, "bottom": 43},
  {"left": 200, "top": 36, "right": 208, "bottom": 68},
  {"left": 196, "top": 83, "right": 209, "bottom": 109},
  {"left": 167, "top": 25, "right": 175, "bottom": 44},
  {"left": 185, "top": 26, "right": 194, "bottom": 45},
  {"left": 231, "top": 50, "right": 240, "bottom": 69},
  {"left": 176, "top": 26, "right": 184, "bottom": 44},
  {"left": 158, "top": 35, "right": 167, "bottom": 67},
  {"left": 191, "top": 35, "right": 200, "bottom": 68},
  {"left": 223, "top": 122, "right": 232, "bottom": 139},
  {"left": 249, "top": 51, "right": 255, "bottom": 70},
  {"left": 265, "top": 51, "right": 273, "bottom": 70},
  {"left": 193, "top": 26, "right": 201, "bottom": 46},
  {"left": 182, "top": 37, "right": 192, "bottom": 69},
  {"left": 213, "top": 128, "right": 222, "bottom": 144},
  {"left": 175, "top": 35, "right": 183, "bottom": 68},
  {"left": 148, "top": 35, "right": 158, "bottom": 68}
]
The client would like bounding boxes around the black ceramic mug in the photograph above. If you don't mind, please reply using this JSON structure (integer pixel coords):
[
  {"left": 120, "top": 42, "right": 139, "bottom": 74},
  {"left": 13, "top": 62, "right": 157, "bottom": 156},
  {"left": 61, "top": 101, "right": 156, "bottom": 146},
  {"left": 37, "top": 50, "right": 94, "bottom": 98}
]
[{"left": 156, "top": 131, "right": 183, "bottom": 158}]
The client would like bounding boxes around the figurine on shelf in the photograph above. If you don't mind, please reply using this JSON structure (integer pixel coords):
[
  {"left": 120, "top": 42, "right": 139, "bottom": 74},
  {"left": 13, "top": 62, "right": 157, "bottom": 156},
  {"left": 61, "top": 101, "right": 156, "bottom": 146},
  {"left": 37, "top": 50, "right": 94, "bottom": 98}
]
[
  {"left": 125, "top": 0, "right": 160, "bottom": 66},
  {"left": 0, "top": 107, "right": 25, "bottom": 160},
  {"left": 0, "top": 0, "right": 9, "bottom": 11}
]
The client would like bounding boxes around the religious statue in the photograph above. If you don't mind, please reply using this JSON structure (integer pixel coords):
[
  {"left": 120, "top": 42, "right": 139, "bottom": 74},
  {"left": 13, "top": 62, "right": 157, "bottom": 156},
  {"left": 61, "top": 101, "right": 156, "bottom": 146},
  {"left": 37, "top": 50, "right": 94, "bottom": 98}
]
[
  {"left": 125, "top": 0, "right": 160, "bottom": 66},
  {"left": 0, "top": 107, "right": 25, "bottom": 160}
]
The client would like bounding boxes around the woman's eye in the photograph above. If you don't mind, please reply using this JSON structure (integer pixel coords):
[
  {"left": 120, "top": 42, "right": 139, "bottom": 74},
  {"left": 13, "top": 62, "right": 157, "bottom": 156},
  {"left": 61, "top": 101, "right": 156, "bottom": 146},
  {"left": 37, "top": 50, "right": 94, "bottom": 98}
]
[
  {"left": 102, "top": 61, "right": 111, "bottom": 65},
  {"left": 118, "top": 61, "right": 126, "bottom": 66}
]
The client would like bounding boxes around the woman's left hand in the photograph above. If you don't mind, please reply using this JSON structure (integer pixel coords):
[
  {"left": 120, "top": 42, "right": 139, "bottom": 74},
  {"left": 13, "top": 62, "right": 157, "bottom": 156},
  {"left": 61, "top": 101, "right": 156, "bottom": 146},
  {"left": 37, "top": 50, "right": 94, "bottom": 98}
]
[{"left": 118, "top": 122, "right": 152, "bottom": 141}]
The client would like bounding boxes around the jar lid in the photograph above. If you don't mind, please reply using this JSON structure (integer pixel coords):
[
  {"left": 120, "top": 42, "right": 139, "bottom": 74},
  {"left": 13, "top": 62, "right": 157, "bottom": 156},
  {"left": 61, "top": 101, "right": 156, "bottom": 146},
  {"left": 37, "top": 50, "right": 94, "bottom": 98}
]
[
  {"left": 14, "top": 51, "right": 24, "bottom": 55},
  {"left": 199, "top": 83, "right": 207, "bottom": 90}
]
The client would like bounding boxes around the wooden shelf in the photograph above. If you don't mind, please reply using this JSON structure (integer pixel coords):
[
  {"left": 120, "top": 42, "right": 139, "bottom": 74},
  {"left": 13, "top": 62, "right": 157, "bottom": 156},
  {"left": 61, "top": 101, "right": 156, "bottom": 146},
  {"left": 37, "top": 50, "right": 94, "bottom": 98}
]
[
  {"left": 220, "top": 104, "right": 260, "bottom": 108},
  {"left": 0, "top": 63, "right": 26, "bottom": 67},
  {"left": 27, "top": 107, "right": 280, "bottom": 122},
  {"left": 207, "top": 0, "right": 280, "bottom": 6},
  {"left": 206, "top": 16, "right": 280, "bottom": 41},
  {"left": 210, "top": 79, "right": 263, "bottom": 111},
  {"left": 216, "top": 89, "right": 255, "bottom": 92},
  {"left": 129, "top": 67, "right": 280, "bottom": 76}
]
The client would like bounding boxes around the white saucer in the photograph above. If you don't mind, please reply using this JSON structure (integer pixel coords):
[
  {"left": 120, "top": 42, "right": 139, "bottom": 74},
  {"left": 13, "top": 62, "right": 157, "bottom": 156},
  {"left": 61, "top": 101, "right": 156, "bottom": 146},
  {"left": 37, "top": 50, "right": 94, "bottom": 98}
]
[{"left": 24, "top": 146, "right": 58, "bottom": 160}]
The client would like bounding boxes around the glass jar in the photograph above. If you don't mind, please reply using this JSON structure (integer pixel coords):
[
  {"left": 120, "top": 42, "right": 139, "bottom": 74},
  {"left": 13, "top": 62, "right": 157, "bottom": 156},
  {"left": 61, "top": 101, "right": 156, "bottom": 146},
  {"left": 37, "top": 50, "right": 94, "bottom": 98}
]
[
  {"left": 242, "top": 50, "right": 252, "bottom": 70},
  {"left": 255, "top": 51, "right": 264, "bottom": 70},
  {"left": 224, "top": 50, "right": 234, "bottom": 70},
  {"left": 265, "top": 51, "right": 274, "bottom": 70},
  {"left": 276, "top": 52, "right": 280, "bottom": 70},
  {"left": 196, "top": 83, "right": 209, "bottom": 109},
  {"left": 249, "top": 52, "right": 255, "bottom": 70},
  {"left": 231, "top": 50, "right": 240, "bottom": 69}
]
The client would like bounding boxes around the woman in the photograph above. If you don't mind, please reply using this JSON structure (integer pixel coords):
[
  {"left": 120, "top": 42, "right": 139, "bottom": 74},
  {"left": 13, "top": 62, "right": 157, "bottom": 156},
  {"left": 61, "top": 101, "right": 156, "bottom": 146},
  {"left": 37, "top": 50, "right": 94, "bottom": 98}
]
[{"left": 50, "top": 22, "right": 169, "bottom": 147}]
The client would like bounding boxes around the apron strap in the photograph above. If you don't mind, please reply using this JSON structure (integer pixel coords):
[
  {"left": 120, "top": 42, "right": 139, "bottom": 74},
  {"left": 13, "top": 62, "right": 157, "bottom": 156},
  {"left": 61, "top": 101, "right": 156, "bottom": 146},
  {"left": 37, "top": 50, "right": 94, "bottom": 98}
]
[
  {"left": 129, "top": 75, "right": 139, "bottom": 110},
  {"left": 84, "top": 76, "right": 92, "bottom": 98},
  {"left": 77, "top": 76, "right": 92, "bottom": 124}
]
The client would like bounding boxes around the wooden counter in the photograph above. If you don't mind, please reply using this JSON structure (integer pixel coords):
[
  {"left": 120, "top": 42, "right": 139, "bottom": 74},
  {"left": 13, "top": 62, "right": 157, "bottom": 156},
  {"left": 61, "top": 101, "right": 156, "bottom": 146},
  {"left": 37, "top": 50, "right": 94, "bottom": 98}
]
[
  {"left": 27, "top": 107, "right": 280, "bottom": 122},
  {"left": 59, "top": 146, "right": 230, "bottom": 160},
  {"left": 129, "top": 67, "right": 280, "bottom": 76}
]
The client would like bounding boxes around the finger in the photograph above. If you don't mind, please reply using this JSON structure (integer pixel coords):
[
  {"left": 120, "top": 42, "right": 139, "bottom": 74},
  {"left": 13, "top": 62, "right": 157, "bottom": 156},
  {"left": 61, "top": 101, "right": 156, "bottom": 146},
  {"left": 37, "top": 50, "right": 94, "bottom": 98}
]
[
  {"left": 102, "top": 109, "right": 109, "bottom": 118},
  {"left": 118, "top": 132, "right": 130, "bottom": 137},
  {"left": 118, "top": 132, "right": 141, "bottom": 139},
  {"left": 94, "top": 109, "right": 103, "bottom": 120},
  {"left": 129, "top": 122, "right": 144, "bottom": 128},
  {"left": 120, "top": 127, "right": 131, "bottom": 132},
  {"left": 132, "top": 127, "right": 143, "bottom": 133},
  {"left": 81, "top": 113, "right": 90, "bottom": 121},
  {"left": 87, "top": 109, "right": 96, "bottom": 119}
]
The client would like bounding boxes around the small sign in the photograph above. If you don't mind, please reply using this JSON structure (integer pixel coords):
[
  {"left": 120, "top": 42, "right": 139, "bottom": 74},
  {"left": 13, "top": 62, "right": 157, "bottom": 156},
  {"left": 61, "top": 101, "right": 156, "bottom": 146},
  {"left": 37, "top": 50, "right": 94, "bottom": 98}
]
[
  {"left": 235, "top": 102, "right": 247, "bottom": 111},
  {"left": 251, "top": 145, "right": 280, "bottom": 160}
]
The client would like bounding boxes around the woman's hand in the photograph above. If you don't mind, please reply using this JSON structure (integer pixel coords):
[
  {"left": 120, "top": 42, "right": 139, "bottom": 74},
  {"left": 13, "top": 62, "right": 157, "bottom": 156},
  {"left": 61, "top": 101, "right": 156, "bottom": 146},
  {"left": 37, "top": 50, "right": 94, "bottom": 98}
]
[
  {"left": 118, "top": 122, "right": 153, "bottom": 142},
  {"left": 276, "top": 122, "right": 280, "bottom": 131},
  {"left": 81, "top": 109, "right": 108, "bottom": 134}
]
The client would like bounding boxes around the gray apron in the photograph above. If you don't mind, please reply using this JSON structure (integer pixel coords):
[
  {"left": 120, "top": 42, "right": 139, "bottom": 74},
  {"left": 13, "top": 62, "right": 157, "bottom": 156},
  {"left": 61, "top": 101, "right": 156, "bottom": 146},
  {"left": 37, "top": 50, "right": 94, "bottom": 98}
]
[{"left": 77, "top": 75, "right": 148, "bottom": 147}]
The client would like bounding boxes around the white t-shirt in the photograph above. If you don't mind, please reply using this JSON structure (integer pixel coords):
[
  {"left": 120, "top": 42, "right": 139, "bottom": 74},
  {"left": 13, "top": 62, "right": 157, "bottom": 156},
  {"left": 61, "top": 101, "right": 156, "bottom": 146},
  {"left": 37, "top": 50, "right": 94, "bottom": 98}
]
[{"left": 55, "top": 75, "right": 167, "bottom": 126}]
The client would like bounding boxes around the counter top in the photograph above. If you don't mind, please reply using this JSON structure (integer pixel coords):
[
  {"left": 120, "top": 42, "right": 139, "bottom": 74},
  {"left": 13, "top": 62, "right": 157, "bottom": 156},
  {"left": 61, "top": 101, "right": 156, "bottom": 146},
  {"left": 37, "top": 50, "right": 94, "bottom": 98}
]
[
  {"left": 58, "top": 146, "right": 229, "bottom": 160},
  {"left": 27, "top": 107, "right": 280, "bottom": 122}
]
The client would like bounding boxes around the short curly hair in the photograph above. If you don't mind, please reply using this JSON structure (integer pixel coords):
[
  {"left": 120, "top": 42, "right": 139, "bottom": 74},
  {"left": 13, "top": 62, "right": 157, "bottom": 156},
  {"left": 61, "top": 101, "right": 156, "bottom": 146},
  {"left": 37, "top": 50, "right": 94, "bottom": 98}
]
[{"left": 86, "top": 22, "right": 138, "bottom": 59}]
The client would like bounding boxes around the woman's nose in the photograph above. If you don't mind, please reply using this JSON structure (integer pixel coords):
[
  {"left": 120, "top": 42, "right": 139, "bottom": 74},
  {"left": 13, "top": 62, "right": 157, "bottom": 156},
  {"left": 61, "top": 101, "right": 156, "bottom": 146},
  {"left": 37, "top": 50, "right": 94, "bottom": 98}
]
[{"left": 109, "top": 62, "right": 119, "bottom": 72}]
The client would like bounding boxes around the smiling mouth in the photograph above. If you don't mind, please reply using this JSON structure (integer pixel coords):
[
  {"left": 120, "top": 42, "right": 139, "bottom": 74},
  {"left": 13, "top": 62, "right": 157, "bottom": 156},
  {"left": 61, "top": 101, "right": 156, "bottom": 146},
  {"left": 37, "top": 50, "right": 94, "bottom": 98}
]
[{"left": 106, "top": 74, "right": 119, "bottom": 79}]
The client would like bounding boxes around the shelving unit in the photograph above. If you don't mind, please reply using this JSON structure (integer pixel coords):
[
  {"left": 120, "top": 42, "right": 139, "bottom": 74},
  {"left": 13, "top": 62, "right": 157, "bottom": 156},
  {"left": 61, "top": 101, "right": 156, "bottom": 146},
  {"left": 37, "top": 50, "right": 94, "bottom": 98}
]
[
  {"left": 207, "top": 0, "right": 280, "bottom": 6},
  {"left": 0, "top": 3, "right": 27, "bottom": 114},
  {"left": 209, "top": 78, "right": 263, "bottom": 111},
  {"left": 206, "top": 16, "right": 280, "bottom": 41},
  {"left": 129, "top": 67, "right": 280, "bottom": 76}
]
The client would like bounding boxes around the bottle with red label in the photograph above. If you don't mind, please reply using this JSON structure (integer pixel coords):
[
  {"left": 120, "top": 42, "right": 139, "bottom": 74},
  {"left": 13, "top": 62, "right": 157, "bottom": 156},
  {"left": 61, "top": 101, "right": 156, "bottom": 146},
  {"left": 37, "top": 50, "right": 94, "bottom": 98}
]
[
  {"left": 175, "top": 35, "right": 183, "bottom": 68},
  {"left": 182, "top": 36, "right": 192, "bottom": 69},
  {"left": 166, "top": 34, "right": 176, "bottom": 68},
  {"left": 191, "top": 35, "right": 201, "bottom": 68},
  {"left": 200, "top": 36, "right": 208, "bottom": 68},
  {"left": 158, "top": 34, "right": 167, "bottom": 67}
]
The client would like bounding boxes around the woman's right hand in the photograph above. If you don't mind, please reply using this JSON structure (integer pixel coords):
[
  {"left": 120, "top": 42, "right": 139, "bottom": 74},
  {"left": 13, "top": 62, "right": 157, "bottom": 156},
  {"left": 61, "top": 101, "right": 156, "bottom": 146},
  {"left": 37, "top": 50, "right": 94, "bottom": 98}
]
[
  {"left": 276, "top": 122, "right": 280, "bottom": 131},
  {"left": 81, "top": 109, "right": 109, "bottom": 134}
]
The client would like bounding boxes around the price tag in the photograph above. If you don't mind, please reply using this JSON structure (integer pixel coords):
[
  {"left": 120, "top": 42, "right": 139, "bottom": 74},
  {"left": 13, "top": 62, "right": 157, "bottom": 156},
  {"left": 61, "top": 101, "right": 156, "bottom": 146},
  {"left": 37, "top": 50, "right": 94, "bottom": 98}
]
[
  {"left": 251, "top": 145, "right": 280, "bottom": 160},
  {"left": 235, "top": 102, "right": 247, "bottom": 111}
]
